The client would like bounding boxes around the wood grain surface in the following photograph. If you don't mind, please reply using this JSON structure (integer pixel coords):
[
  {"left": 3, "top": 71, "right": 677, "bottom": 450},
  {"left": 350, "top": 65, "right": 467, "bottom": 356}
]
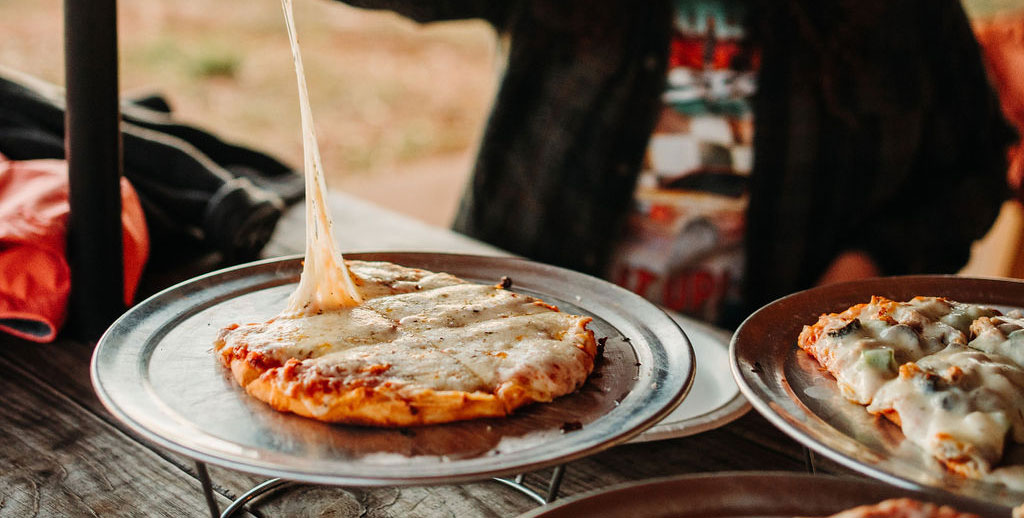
[{"left": 0, "top": 191, "right": 844, "bottom": 517}]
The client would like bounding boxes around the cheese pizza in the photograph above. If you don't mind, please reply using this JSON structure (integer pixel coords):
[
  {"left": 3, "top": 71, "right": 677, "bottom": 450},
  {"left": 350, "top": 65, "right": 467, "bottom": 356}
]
[
  {"left": 799, "top": 296, "right": 1024, "bottom": 481},
  {"left": 797, "top": 296, "right": 998, "bottom": 405},
  {"left": 214, "top": 0, "right": 597, "bottom": 427},
  {"left": 215, "top": 260, "right": 597, "bottom": 426}
]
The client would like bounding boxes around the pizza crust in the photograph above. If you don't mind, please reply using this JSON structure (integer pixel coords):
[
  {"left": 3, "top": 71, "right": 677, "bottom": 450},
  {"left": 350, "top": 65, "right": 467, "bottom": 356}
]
[{"left": 215, "top": 260, "right": 597, "bottom": 426}]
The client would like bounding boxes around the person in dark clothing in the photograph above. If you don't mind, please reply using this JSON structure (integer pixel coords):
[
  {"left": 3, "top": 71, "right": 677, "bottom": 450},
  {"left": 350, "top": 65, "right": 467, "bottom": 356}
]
[{"left": 337, "top": 0, "right": 1015, "bottom": 325}]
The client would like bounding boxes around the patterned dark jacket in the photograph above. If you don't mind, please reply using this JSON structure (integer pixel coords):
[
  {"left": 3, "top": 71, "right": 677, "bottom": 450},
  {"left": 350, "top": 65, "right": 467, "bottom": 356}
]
[{"left": 341, "top": 0, "right": 1015, "bottom": 316}]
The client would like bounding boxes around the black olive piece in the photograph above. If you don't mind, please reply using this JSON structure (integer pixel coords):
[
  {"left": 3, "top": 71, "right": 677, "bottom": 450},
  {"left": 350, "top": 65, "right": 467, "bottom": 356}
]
[
  {"left": 939, "top": 394, "right": 955, "bottom": 411},
  {"left": 917, "top": 373, "right": 940, "bottom": 393},
  {"left": 827, "top": 318, "right": 862, "bottom": 339}
]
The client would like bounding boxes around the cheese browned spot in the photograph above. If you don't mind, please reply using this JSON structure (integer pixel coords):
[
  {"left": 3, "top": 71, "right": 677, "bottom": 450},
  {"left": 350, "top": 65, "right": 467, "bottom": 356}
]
[
  {"left": 215, "top": 261, "right": 598, "bottom": 426},
  {"left": 824, "top": 498, "right": 979, "bottom": 518}
]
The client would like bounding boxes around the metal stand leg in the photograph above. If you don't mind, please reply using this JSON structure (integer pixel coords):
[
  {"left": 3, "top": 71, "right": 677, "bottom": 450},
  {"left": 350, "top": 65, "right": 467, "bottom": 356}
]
[
  {"left": 545, "top": 465, "right": 566, "bottom": 503},
  {"left": 195, "top": 463, "right": 566, "bottom": 516},
  {"left": 492, "top": 477, "right": 547, "bottom": 505},
  {"left": 803, "top": 446, "right": 818, "bottom": 474},
  {"left": 195, "top": 461, "right": 221, "bottom": 518},
  {"left": 220, "top": 478, "right": 294, "bottom": 518},
  {"left": 195, "top": 461, "right": 293, "bottom": 518},
  {"left": 492, "top": 464, "right": 568, "bottom": 506}
]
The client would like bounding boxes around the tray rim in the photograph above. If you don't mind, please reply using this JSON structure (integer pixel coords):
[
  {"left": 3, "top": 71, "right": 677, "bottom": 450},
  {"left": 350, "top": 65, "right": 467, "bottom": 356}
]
[
  {"left": 514, "top": 471, "right": 1010, "bottom": 517},
  {"left": 632, "top": 312, "right": 750, "bottom": 442},
  {"left": 730, "top": 274, "right": 1024, "bottom": 507},
  {"left": 91, "top": 252, "right": 696, "bottom": 486}
]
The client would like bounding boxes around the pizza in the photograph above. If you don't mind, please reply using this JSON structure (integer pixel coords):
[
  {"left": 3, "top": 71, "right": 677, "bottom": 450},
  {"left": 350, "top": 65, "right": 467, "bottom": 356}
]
[
  {"left": 822, "top": 498, "right": 979, "bottom": 518},
  {"left": 797, "top": 296, "right": 998, "bottom": 405},
  {"left": 799, "top": 296, "right": 1024, "bottom": 480},
  {"left": 216, "top": 1, "right": 596, "bottom": 427},
  {"left": 214, "top": 260, "right": 598, "bottom": 426},
  {"left": 867, "top": 346, "right": 1024, "bottom": 477},
  {"left": 968, "top": 312, "right": 1024, "bottom": 369}
]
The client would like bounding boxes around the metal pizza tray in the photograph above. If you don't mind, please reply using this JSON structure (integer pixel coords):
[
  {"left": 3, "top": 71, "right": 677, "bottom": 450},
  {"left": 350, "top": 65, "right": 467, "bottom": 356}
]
[
  {"left": 515, "top": 472, "right": 1008, "bottom": 517},
  {"left": 92, "top": 252, "right": 694, "bottom": 486},
  {"left": 731, "top": 275, "right": 1024, "bottom": 508},
  {"left": 631, "top": 311, "right": 748, "bottom": 442}
]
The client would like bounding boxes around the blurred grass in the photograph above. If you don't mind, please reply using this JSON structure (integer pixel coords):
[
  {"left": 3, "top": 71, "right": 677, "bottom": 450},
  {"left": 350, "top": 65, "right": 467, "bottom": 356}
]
[
  {"left": 0, "top": 0, "right": 498, "bottom": 184},
  {"left": 962, "top": 0, "right": 1024, "bottom": 18},
  {"left": 4, "top": 0, "right": 1010, "bottom": 185}
]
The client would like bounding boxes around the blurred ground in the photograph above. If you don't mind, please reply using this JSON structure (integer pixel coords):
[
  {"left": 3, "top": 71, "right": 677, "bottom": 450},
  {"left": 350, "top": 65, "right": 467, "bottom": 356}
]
[
  {"left": 0, "top": 0, "right": 495, "bottom": 226},
  {"left": 2, "top": 0, "right": 1023, "bottom": 251}
]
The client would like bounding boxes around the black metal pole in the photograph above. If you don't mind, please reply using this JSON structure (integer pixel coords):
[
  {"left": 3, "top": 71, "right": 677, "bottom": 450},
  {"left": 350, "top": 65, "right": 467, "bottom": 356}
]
[{"left": 64, "top": 0, "right": 125, "bottom": 340}]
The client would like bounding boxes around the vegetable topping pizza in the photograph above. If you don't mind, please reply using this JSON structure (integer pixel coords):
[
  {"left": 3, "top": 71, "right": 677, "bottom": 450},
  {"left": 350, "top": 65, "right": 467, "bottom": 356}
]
[{"left": 800, "top": 296, "right": 1024, "bottom": 482}]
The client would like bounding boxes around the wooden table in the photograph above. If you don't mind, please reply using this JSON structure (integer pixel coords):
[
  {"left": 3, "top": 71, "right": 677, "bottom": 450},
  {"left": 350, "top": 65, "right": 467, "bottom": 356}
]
[{"left": 0, "top": 192, "right": 849, "bottom": 517}]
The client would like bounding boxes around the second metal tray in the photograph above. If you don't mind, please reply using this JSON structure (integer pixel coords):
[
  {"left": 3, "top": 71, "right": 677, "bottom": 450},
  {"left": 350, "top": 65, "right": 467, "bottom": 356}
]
[{"left": 731, "top": 275, "right": 1024, "bottom": 507}]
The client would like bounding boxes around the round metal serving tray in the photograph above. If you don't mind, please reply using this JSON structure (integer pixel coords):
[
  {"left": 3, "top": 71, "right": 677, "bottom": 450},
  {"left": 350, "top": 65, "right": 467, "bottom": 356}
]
[
  {"left": 515, "top": 472, "right": 1008, "bottom": 517},
  {"left": 92, "top": 252, "right": 694, "bottom": 486},
  {"left": 731, "top": 275, "right": 1024, "bottom": 508},
  {"left": 631, "top": 312, "right": 748, "bottom": 442}
]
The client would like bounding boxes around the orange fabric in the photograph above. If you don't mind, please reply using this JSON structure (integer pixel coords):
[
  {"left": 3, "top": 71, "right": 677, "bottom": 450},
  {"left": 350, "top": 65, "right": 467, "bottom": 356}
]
[
  {"left": 973, "top": 14, "right": 1024, "bottom": 194},
  {"left": 0, "top": 153, "right": 149, "bottom": 342}
]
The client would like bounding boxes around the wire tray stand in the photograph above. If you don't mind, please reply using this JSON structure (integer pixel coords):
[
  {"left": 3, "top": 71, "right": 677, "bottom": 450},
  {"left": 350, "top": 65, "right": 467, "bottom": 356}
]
[
  {"left": 91, "top": 254, "right": 694, "bottom": 517},
  {"left": 194, "top": 461, "right": 568, "bottom": 518}
]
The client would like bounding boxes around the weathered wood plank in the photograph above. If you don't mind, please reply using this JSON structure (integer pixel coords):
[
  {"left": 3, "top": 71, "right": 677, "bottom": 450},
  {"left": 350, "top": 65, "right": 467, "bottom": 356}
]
[
  {"left": 244, "top": 482, "right": 541, "bottom": 518},
  {"left": 0, "top": 333, "right": 824, "bottom": 517},
  {"left": 0, "top": 335, "right": 542, "bottom": 516},
  {"left": 0, "top": 353, "right": 246, "bottom": 518},
  {"left": 0, "top": 187, "right": 843, "bottom": 517},
  {"left": 0, "top": 335, "right": 269, "bottom": 507}
]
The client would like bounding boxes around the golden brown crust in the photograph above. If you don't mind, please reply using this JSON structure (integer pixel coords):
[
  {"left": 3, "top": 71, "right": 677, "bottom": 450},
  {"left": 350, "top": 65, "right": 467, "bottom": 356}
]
[
  {"left": 246, "top": 372, "right": 510, "bottom": 426},
  {"left": 798, "top": 297, "right": 899, "bottom": 361},
  {"left": 216, "top": 320, "right": 597, "bottom": 426},
  {"left": 213, "top": 261, "right": 598, "bottom": 426}
]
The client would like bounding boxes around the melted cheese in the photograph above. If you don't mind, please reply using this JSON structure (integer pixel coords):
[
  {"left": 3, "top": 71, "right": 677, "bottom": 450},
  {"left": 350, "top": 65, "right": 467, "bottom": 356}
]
[
  {"left": 214, "top": 8, "right": 597, "bottom": 426},
  {"left": 801, "top": 297, "right": 1024, "bottom": 482},
  {"left": 222, "top": 261, "right": 592, "bottom": 400},
  {"left": 969, "top": 311, "right": 1024, "bottom": 369},
  {"left": 800, "top": 297, "right": 993, "bottom": 405},
  {"left": 280, "top": 0, "right": 361, "bottom": 316},
  {"left": 867, "top": 345, "right": 1024, "bottom": 474}
]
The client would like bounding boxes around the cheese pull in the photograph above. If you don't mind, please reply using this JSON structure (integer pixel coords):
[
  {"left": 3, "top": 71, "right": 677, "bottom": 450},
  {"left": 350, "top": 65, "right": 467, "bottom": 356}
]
[{"left": 280, "top": 0, "right": 362, "bottom": 315}]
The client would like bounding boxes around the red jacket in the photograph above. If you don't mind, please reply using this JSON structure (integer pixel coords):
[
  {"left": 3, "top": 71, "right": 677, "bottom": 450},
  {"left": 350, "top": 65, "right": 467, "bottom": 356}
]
[{"left": 0, "top": 153, "right": 148, "bottom": 342}]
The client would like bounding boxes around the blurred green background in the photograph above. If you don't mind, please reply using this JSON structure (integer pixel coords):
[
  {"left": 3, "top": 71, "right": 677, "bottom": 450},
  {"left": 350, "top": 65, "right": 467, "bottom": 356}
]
[
  {"left": 0, "top": 0, "right": 498, "bottom": 192},
  {"left": 0, "top": 0, "right": 1019, "bottom": 226}
]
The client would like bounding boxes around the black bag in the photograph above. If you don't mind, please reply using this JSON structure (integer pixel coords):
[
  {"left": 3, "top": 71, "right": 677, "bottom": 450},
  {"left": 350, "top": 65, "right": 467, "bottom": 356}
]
[{"left": 0, "top": 70, "right": 304, "bottom": 266}]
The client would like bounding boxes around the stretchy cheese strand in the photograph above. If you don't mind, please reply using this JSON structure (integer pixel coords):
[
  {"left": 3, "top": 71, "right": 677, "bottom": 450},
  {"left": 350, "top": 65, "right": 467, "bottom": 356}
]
[{"left": 281, "top": 0, "right": 362, "bottom": 315}]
